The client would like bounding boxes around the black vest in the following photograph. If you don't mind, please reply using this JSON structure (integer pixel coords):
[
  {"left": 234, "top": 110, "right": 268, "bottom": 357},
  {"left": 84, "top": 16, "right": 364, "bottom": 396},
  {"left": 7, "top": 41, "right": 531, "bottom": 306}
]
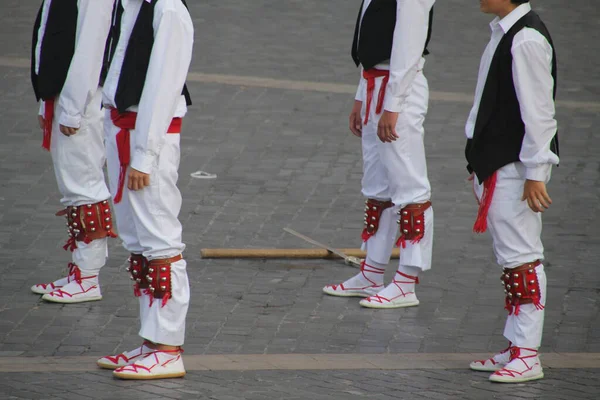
[
  {"left": 465, "top": 11, "right": 558, "bottom": 183},
  {"left": 351, "top": 0, "right": 434, "bottom": 70},
  {"left": 103, "top": 0, "right": 192, "bottom": 113},
  {"left": 31, "top": 0, "right": 78, "bottom": 101}
]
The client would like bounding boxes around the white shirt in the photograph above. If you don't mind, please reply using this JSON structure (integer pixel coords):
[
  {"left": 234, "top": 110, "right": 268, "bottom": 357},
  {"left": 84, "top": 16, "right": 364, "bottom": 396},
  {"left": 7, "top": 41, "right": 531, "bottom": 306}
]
[
  {"left": 465, "top": 3, "right": 559, "bottom": 181},
  {"left": 36, "top": 0, "right": 114, "bottom": 128},
  {"left": 102, "top": 0, "right": 194, "bottom": 174},
  {"left": 355, "top": 0, "right": 435, "bottom": 113}
]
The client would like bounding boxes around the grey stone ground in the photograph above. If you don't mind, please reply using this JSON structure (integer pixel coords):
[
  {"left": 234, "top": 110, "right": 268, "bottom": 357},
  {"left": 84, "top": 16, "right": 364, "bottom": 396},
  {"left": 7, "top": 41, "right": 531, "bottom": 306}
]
[{"left": 0, "top": 0, "right": 599, "bottom": 399}]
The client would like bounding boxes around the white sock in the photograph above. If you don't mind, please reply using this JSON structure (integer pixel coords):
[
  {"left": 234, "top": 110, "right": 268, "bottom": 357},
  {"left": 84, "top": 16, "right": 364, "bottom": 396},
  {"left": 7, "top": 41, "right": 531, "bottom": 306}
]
[
  {"left": 372, "top": 264, "right": 421, "bottom": 300},
  {"left": 338, "top": 257, "right": 386, "bottom": 288}
]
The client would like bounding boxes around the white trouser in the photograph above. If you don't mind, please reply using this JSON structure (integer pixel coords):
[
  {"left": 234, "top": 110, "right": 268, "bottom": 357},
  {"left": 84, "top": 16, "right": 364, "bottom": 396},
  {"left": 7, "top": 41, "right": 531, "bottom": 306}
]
[
  {"left": 50, "top": 89, "right": 110, "bottom": 275},
  {"left": 105, "top": 112, "right": 189, "bottom": 346},
  {"left": 474, "top": 162, "right": 550, "bottom": 348},
  {"left": 360, "top": 69, "right": 433, "bottom": 271}
]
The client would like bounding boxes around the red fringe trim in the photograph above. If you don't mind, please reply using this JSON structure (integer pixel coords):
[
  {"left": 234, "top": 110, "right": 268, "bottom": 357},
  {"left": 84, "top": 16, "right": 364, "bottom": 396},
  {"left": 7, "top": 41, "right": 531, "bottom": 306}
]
[
  {"left": 361, "top": 229, "right": 372, "bottom": 243},
  {"left": 113, "top": 128, "right": 131, "bottom": 204},
  {"left": 161, "top": 293, "right": 171, "bottom": 308},
  {"left": 396, "top": 236, "right": 406, "bottom": 248},
  {"left": 63, "top": 237, "right": 77, "bottom": 252},
  {"left": 506, "top": 299, "right": 545, "bottom": 316},
  {"left": 67, "top": 263, "right": 82, "bottom": 283},
  {"left": 42, "top": 99, "right": 55, "bottom": 151},
  {"left": 473, "top": 172, "right": 497, "bottom": 233}
]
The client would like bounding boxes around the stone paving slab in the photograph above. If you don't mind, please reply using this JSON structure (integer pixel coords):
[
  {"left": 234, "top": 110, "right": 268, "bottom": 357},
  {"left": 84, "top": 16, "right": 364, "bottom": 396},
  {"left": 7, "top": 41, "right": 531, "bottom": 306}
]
[
  {"left": 1, "top": 352, "right": 599, "bottom": 373},
  {"left": 1, "top": 0, "right": 599, "bottom": 399},
  {"left": 1, "top": 369, "right": 599, "bottom": 400}
]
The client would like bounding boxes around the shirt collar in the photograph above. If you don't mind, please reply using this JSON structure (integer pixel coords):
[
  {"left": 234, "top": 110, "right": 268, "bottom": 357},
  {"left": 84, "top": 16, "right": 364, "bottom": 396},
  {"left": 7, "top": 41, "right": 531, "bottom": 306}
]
[{"left": 498, "top": 3, "right": 532, "bottom": 34}]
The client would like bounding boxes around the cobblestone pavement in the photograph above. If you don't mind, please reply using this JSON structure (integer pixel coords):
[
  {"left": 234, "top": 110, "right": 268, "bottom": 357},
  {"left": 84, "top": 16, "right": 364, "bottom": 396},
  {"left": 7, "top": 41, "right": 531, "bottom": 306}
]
[{"left": 0, "top": 0, "right": 599, "bottom": 399}]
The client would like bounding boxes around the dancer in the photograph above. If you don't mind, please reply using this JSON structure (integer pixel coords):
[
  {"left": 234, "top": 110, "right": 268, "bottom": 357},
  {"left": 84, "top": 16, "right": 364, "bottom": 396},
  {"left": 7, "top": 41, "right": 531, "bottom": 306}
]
[
  {"left": 465, "top": 0, "right": 558, "bottom": 383},
  {"left": 323, "top": 0, "right": 435, "bottom": 309},
  {"left": 95, "top": 0, "right": 193, "bottom": 380},
  {"left": 30, "top": 0, "right": 116, "bottom": 304}
]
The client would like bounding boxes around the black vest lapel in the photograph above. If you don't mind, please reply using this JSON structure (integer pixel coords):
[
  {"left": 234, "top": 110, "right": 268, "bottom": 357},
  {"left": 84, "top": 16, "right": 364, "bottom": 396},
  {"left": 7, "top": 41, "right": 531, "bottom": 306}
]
[
  {"left": 423, "top": 8, "right": 434, "bottom": 56},
  {"left": 352, "top": 1, "right": 432, "bottom": 70},
  {"left": 31, "top": 3, "right": 43, "bottom": 100},
  {"left": 114, "top": 0, "right": 155, "bottom": 112},
  {"left": 31, "top": 0, "right": 78, "bottom": 101},
  {"left": 467, "top": 11, "right": 558, "bottom": 182},
  {"left": 351, "top": 0, "right": 365, "bottom": 67},
  {"left": 100, "top": 0, "right": 123, "bottom": 87},
  {"left": 114, "top": 0, "right": 192, "bottom": 113},
  {"left": 472, "top": 43, "right": 503, "bottom": 141}
]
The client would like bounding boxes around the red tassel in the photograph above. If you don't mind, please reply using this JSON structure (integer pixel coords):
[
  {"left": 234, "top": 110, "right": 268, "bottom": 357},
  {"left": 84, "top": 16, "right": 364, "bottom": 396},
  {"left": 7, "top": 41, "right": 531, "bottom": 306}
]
[
  {"left": 63, "top": 237, "right": 77, "bottom": 252},
  {"left": 67, "top": 263, "right": 82, "bottom": 283},
  {"left": 113, "top": 128, "right": 131, "bottom": 204},
  {"left": 362, "top": 69, "right": 390, "bottom": 124},
  {"left": 410, "top": 237, "right": 423, "bottom": 245},
  {"left": 505, "top": 298, "right": 513, "bottom": 315},
  {"left": 375, "top": 74, "right": 390, "bottom": 115},
  {"left": 361, "top": 229, "right": 371, "bottom": 243},
  {"left": 42, "top": 99, "right": 55, "bottom": 151},
  {"left": 396, "top": 236, "right": 407, "bottom": 249},
  {"left": 133, "top": 285, "right": 141, "bottom": 297},
  {"left": 364, "top": 79, "right": 375, "bottom": 125},
  {"left": 161, "top": 293, "right": 171, "bottom": 308},
  {"left": 514, "top": 303, "right": 521, "bottom": 316},
  {"left": 473, "top": 172, "right": 497, "bottom": 233}
]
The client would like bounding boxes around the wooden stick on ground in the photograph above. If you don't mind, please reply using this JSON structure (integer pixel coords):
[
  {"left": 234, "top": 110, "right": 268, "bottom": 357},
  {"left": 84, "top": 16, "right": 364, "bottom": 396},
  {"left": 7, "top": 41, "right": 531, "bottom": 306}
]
[{"left": 200, "top": 248, "right": 400, "bottom": 259}]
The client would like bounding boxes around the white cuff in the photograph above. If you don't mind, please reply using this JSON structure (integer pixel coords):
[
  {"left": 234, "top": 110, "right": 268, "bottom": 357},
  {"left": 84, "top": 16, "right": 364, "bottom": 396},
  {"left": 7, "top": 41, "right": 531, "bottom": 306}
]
[
  {"left": 383, "top": 94, "right": 406, "bottom": 113},
  {"left": 525, "top": 164, "right": 552, "bottom": 181},
  {"left": 130, "top": 150, "right": 157, "bottom": 175},
  {"left": 38, "top": 101, "right": 45, "bottom": 116},
  {"left": 57, "top": 110, "right": 82, "bottom": 129},
  {"left": 355, "top": 80, "right": 365, "bottom": 102}
]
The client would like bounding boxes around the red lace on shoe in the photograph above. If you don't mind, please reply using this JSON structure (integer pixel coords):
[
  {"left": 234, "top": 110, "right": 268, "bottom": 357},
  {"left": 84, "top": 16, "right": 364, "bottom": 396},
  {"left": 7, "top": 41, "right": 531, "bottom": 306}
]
[
  {"left": 114, "top": 348, "right": 183, "bottom": 373},
  {"left": 472, "top": 342, "right": 512, "bottom": 366},
  {"left": 34, "top": 282, "right": 59, "bottom": 291},
  {"left": 327, "top": 261, "right": 384, "bottom": 291},
  {"left": 362, "top": 271, "right": 418, "bottom": 304},
  {"left": 45, "top": 278, "right": 97, "bottom": 299},
  {"left": 492, "top": 347, "right": 539, "bottom": 378},
  {"left": 104, "top": 340, "right": 154, "bottom": 365}
]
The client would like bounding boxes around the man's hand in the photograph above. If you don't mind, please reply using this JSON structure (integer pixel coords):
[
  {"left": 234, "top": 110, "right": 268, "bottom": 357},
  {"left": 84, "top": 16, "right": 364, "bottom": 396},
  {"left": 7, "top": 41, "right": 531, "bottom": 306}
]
[
  {"left": 38, "top": 115, "right": 45, "bottom": 131},
  {"left": 59, "top": 124, "right": 78, "bottom": 136},
  {"left": 128, "top": 168, "right": 151, "bottom": 191},
  {"left": 377, "top": 111, "right": 399, "bottom": 143},
  {"left": 349, "top": 100, "right": 363, "bottom": 137},
  {"left": 522, "top": 179, "right": 552, "bottom": 213},
  {"left": 467, "top": 173, "right": 480, "bottom": 205}
]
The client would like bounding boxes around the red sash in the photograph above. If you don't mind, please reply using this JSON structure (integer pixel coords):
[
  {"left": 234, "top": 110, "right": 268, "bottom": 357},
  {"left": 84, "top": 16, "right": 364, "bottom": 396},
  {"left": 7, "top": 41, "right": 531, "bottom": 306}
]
[
  {"left": 109, "top": 108, "right": 182, "bottom": 203},
  {"left": 362, "top": 69, "right": 390, "bottom": 125},
  {"left": 42, "top": 98, "right": 55, "bottom": 151}
]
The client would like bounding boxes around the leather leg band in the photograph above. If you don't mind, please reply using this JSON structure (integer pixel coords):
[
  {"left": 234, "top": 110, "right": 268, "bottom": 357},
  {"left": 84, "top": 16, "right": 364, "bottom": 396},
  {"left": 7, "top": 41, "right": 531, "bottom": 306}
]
[
  {"left": 396, "top": 201, "right": 431, "bottom": 248},
  {"left": 362, "top": 199, "right": 394, "bottom": 242},
  {"left": 127, "top": 254, "right": 148, "bottom": 297},
  {"left": 57, "top": 199, "right": 117, "bottom": 251},
  {"left": 146, "top": 254, "right": 183, "bottom": 306},
  {"left": 501, "top": 260, "right": 543, "bottom": 315}
]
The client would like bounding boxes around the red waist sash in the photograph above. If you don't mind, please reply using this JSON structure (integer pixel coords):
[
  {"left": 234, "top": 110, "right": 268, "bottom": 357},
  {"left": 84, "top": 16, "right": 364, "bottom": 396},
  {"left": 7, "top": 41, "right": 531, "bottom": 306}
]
[
  {"left": 109, "top": 108, "right": 181, "bottom": 203},
  {"left": 362, "top": 69, "right": 390, "bottom": 125},
  {"left": 42, "top": 98, "right": 55, "bottom": 151}
]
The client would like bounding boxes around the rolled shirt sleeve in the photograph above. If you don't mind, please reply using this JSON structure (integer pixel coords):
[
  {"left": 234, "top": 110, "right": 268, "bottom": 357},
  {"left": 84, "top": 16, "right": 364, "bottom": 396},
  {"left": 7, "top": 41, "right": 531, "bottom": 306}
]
[
  {"left": 383, "top": 0, "right": 434, "bottom": 113},
  {"left": 512, "top": 28, "right": 559, "bottom": 181},
  {"left": 57, "top": 0, "right": 114, "bottom": 128},
  {"left": 355, "top": 69, "right": 365, "bottom": 102},
  {"left": 130, "top": 4, "right": 194, "bottom": 174}
]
